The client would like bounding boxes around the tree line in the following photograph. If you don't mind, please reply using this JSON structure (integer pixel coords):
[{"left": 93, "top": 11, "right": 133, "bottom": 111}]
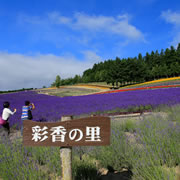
[
  {"left": 52, "top": 44, "right": 180, "bottom": 88},
  {"left": 0, "top": 88, "right": 34, "bottom": 94}
]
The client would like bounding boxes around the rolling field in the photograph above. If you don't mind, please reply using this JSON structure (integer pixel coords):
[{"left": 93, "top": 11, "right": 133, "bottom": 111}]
[
  {"left": 121, "top": 77, "right": 180, "bottom": 89},
  {"left": 1, "top": 87, "right": 180, "bottom": 128},
  {"left": 37, "top": 86, "right": 108, "bottom": 97},
  {"left": 0, "top": 83, "right": 180, "bottom": 179}
]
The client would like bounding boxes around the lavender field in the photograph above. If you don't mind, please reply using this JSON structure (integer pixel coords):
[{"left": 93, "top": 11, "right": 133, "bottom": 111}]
[
  {"left": 0, "top": 87, "right": 180, "bottom": 128},
  {"left": 0, "top": 88, "right": 180, "bottom": 179}
]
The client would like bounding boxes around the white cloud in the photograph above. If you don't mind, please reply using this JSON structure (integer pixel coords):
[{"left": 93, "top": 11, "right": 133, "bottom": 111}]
[
  {"left": 171, "top": 32, "right": 180, "bottom": 48},
  {"left": 82, "top": 50, "right": 102, "bottom": 64},
  {"left": 161, "top": 10, "right": 180, "bottom": 25},
  {"left": 48, "top": 12, "right": 145, "bottom": 41},
  {"left": 48, "top": 12, "right": 72, "bottom": 25},
  {"left": 21, "top": 12, "right": 145, "bottom": 42},
  {"left": 0, "top": 52, "right": 102, "bottom": 91},
  {"left": 161, "top": 10, "right": 180, "bottom": 47}
]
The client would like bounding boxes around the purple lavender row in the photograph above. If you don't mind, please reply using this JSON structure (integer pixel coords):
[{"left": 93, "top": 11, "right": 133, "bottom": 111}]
[{"left": 0, "top": 87, "right": 180, "bottom": 128}]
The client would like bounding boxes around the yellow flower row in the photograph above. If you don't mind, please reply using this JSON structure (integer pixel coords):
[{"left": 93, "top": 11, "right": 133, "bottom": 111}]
[
  {"left": 46, "top": 85, "right": 109, "bottom": 90},
  {"left": 123, "top": 77, "right": 180, "bottom": 88},
  {"left": 75, "top": 85, "right": 109, "bottom": 90}
]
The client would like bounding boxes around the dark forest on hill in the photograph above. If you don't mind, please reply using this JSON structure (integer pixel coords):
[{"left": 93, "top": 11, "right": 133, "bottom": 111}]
[{"left": 52, "top": 44, "right": 180, "bottom": 87}]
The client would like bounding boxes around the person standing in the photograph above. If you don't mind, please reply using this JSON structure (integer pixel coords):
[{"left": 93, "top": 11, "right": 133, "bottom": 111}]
[
  {"left": 1, "top": 101, "right": 16, "bottom": 136},
  {"left": 21, "top": 101, "right": 35, "bottom": 135}
]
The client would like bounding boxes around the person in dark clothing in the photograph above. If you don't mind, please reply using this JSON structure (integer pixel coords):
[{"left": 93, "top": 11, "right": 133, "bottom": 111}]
[{"left": 1, "top": 101, "right": 16, "bottom": 136}]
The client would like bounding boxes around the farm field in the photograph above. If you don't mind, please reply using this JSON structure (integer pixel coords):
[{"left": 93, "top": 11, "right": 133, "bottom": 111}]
[
  {"left": 37, "top": 86, "right": 109, "bottom": 97},
  {"left": 0, "top": 87, "right": 180, "bottom": 128},
  {"left": 0, "top": 86, "right": 180, "bottom": 179},
  {"left": 121, "top": 77, "right": 180, "bottom": 89},
  {"left": 2, "top": 0, "right": 180, "bottom": 179},
  {"left": 36, "top": 77, "right": 180, "bottom": 97},
  {"left": 72, "top": 77, "right": 180, "bottom": 90}
]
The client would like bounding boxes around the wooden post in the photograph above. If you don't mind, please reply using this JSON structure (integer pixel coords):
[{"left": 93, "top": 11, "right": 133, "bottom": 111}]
[{"left": 60, "top": 116, "right": 72, "bottom": 180}]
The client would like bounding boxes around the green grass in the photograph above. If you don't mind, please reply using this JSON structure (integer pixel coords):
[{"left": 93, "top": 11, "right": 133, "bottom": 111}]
[
  {"left": 75, "top": 82, "right": 112, "bottom": 87},
  {"left": 72, "top": 155, "right": 98, "bottom": 180},
  {"left": 43, "top": 88, "right": 100, "bottom": 97},
  {"left": 49, "top": 90, "right": 97, "bottom": 97},
  {"left": 120, "top": 119, "right": 137, "bottom": 132},
  {"left": 92, "top": 106, "right": 180, "bottom": 180},
  {"left": 92, "top": 105, "right": 152, "bottom": 116}
]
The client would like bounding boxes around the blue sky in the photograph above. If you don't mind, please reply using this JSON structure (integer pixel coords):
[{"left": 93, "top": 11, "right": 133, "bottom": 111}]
[{"left": 0, "top": 0, "right": 180, "bottom": 90}]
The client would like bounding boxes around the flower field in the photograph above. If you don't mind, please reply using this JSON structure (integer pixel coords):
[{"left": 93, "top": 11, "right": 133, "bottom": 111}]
[
  {"left": 1, "top": 87, "right": 180, "bottom": 129},
  {"left": 73, "top": 84, "right": 110, "bottom": 90},
  {"left": 121, "top": 76, "right": 180, "bottom": 89},
  {"left": 0, "top": 105, "right": 179, "bottom": 179},
  {"left": 0, "top": 88, "right": 180, "bottom": 179},
  {"left": 96, "top": 84, "right": 180, "bottom": 94}
]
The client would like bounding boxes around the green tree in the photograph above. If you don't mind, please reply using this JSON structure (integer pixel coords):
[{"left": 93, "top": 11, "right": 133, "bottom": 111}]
[
  {"left": 170, "top": 62, "right": 180, "bottom": 76},
  {"left": 106, "top": 61, "right": 117, "bottom": 87},
  {"left": 151, "top": 65, "right": 159, "bottom": 79},
  {"left": 176, "top": 43, "right": 180, "bottom": 65},
  {"left": 55, "top": 75, "right": 61, "bottom": 88},
  {"left": 73, "top": 75, "right": 82, "bottom": 84}
]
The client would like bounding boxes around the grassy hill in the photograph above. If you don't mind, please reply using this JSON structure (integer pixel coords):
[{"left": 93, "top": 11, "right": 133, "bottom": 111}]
[{"left": 39, "top": 77, "right": 180, "bottom": 97}]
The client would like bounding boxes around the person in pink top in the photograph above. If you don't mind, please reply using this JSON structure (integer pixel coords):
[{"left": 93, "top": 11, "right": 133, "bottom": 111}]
[{"left": 1, "top": 101, "right": 16, "bottom": 136}]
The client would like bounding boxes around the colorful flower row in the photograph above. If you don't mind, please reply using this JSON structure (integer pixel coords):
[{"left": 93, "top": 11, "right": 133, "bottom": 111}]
[
  {"left": 123, "top": 76, "right": 180, "bottom": 88},
  {"left": 95, "top": 84, "right": 180, "bottom": 94},
  {"left": 73, "top": 84, "right": 110, "bottom": 90},
  {"left": 46, "top": 85, "right": 109, "bottom": 90}
]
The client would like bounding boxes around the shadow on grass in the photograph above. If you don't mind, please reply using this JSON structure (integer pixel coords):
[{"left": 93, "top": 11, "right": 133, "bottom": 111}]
[
  {"left": 74, "top": 165, "right": 133, "bottom": 180},
  {"left": 74, "top": 164, "right": 98, "bottom": 180},
  {"left": 99, "top": 166, "right": 133, "bottom": 180}
]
